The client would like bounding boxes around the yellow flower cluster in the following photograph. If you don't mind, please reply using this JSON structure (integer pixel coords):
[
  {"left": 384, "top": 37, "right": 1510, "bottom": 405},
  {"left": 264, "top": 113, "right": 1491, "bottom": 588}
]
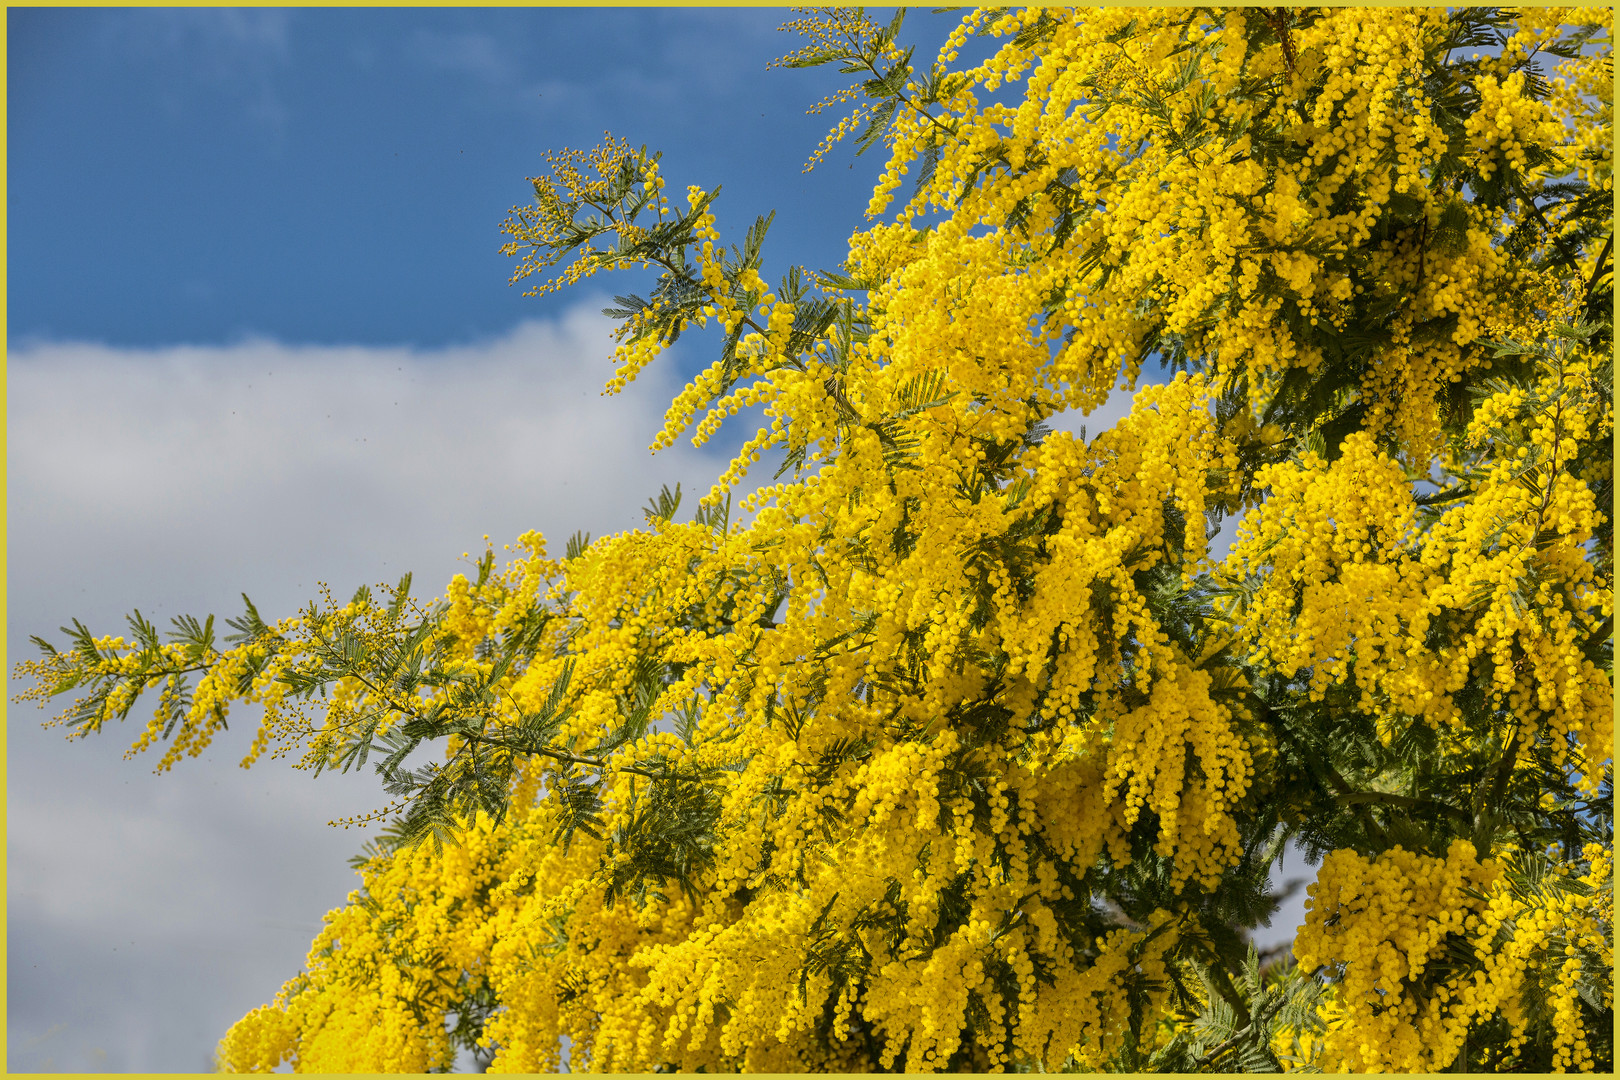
[
  {"left": 1467, "top": 71, "right": 1568, "bottom": 181},
  {"left": 219, "top": 774, "right": 1187, "bottom": 1073},
  {"left": 219, "top": 809, "right": 518, "bottom": 1072},
  {"left": 205, "top": 351, "right": 1245, "bottom": 1069},
  {"left": 1296, "top": 840, "right": 1612, "bottom": 1072},
  {"left": 1230, "top": 327, "right": 1612, "bottom": 788},
  {"left": 500, "top": 134, "right": 643, "bottom": 300},
  {"left": 1295, "top": 840, "right": 1501, "bottom": 1071}
]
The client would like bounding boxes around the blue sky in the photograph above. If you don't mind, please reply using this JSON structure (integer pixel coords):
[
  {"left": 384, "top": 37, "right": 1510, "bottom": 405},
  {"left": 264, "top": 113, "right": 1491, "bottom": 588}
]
[
  {"left": 9, "top": 7, "right": 927, "bottom": 351},
  {"left": 6, "top": 9, "right": 1293, "bottom": 1073}
]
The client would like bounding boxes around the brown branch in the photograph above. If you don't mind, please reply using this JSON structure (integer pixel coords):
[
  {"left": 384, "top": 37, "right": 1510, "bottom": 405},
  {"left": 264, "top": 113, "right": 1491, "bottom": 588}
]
[
  {"left": 1582, "top": 232, "right": 1612, "bottom": 308},
  {"left": 1511, "top": 173, "right": 1584, "bottom": 275},
  {"left": 1266, "top": 9, "right": 1298, "bottom": 79}
]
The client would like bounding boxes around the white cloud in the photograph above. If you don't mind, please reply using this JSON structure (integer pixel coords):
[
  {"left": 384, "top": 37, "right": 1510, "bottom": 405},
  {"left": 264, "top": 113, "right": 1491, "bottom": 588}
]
[
  {"left": 8, "top": 304, "right": 724, "bottom": 624},
  {"left": 1047, "top": 385, "right": 1136, "bottom": 442}
]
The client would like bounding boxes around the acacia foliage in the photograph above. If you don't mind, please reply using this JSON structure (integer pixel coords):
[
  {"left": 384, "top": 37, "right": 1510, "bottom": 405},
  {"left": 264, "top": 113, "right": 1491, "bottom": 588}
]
[{"left": 15, "top": 7, "right": 1614, "bottom": 1073}]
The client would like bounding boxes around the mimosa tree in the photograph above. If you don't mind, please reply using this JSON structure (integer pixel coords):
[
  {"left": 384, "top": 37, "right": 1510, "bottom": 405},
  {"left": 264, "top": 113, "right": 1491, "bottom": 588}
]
[{"left": 17, "top": 7, "right": 1612, "bottom": 1072}]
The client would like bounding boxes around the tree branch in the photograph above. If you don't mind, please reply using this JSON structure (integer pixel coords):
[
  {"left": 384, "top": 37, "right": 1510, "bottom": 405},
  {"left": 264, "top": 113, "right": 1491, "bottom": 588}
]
[{"left": 1582, "top": 232, "right": 1612, "bottom": 308}]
